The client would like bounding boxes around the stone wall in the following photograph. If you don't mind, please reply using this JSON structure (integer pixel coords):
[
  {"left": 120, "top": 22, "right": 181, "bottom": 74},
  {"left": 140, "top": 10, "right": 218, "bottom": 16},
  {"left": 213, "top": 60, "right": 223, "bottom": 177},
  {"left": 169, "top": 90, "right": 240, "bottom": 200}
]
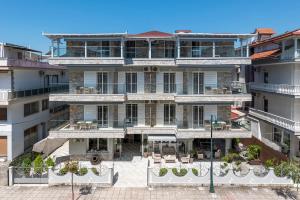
[
  {"left": 69, "top": 70, "right": 84, "bottom": 93},
  {"left": 217, "top": 72, "right": 233, "bottom": 88},
  {"left": 0, "top": 162, "right": 8, "bottom": 186},
  {"left": 217, "top": 105, "right": 231, "bottom": 122},
  {"left": 70, "top": 105, "right": 83, "bottom": 124}
]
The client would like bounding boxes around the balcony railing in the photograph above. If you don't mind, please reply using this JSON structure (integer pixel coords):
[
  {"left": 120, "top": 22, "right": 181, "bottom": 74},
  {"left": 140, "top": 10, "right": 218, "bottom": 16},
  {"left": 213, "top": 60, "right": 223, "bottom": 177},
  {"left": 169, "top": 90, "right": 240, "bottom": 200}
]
[
  {"left": 177, "top": 119, "right": 250, "bottom": 131},
  {"left": 250, "top": 82, "right": 300, "bottom": 95},
  {"left": 50, "top": 119, "right": 125, "bottom": 131},
  {"left": 50, "top": 83, "right": 125, "bottom": 95},
  {"left": 0, "top": 85, "right": 68, "bottom": 101},
  {"left": 50, "top": 81, "right": 248, "bottom": 96},
  {"left": 53, "top": 46, "right": 121, "bottom": 58},
  {"left": 249, "top": 108, "right": 300, "bottom": 132}
]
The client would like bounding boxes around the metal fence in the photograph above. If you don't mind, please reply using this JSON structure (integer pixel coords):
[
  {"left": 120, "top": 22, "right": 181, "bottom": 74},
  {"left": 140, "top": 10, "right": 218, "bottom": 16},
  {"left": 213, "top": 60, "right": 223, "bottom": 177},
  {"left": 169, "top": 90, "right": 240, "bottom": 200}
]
[{"left": 12, "top": 167, "right": 48, "bottom": 184}]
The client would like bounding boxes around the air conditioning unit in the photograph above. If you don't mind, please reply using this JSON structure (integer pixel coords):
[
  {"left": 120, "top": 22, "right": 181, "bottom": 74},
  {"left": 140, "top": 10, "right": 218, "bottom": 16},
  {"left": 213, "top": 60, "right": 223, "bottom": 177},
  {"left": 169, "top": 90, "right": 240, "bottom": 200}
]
[
  {"left": 151, "top": 66, "right": 158, "bottom": 72},
  {"left": 39, "top": 70, "right": 45, "bottom": 76}
]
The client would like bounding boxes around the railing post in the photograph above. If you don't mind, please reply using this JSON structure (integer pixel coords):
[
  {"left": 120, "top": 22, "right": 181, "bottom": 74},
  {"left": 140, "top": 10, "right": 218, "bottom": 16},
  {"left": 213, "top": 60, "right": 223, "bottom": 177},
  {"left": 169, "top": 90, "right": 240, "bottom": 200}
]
[
  {"left": 8, "top": 166, "right": 13, "bottom": 186},
  {"left": 212, "top": 41, "right": 216, "bottom": 57},
  {"left": 84, "top": 41, "right": 87, "bottom": 58},
  {"left": 294, "top": 38, "right": 298, "bottom": 59}
]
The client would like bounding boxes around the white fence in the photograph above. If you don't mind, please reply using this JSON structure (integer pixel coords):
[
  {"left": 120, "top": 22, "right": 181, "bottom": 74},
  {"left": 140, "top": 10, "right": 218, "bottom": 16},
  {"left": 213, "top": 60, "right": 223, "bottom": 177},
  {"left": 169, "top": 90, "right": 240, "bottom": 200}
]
[
  {"left": 147, "top": 167, "right": 293, "bottom": 186},
  {"left": 48, "top": 167, "right": 114, "bottom": 187}
]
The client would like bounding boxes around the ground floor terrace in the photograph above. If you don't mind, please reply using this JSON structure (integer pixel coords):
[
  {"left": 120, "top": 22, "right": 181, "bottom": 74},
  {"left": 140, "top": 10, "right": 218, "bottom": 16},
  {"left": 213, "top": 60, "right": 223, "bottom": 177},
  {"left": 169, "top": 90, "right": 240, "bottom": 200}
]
[
  {"left": 1, "top": 185, "right": 299, "bottom": 200},
  {"left": 250, "top": 117, "right": 300, "bottom": 160}
]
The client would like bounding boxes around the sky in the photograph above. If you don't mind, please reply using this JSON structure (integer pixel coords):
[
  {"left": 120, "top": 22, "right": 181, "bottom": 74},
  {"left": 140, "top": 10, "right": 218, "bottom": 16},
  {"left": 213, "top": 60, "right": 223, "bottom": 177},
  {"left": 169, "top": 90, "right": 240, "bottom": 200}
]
[{"left": 1, "top": 0, "right": 300, "bottom": 53}]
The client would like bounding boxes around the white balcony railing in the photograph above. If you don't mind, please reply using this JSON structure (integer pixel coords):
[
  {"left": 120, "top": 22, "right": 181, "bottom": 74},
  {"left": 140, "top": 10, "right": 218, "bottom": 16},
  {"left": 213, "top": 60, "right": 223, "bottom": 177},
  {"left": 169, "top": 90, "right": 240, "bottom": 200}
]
[
  {"left": 250, "top": 82, "right": 300, "bottom": 95},
  {"left": 249, "top": 108, "right": 300, "bottom": 132}
]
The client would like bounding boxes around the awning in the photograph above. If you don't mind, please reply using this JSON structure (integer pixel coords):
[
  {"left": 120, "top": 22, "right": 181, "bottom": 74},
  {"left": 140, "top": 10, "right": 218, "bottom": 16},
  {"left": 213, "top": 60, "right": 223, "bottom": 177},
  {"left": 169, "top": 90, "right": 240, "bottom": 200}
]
[
  {"left": 147, "top": 134, "right": 176, "bottom": 142},
  {"left": 32, "top": 137, "right": 67, "bottom": 156}
]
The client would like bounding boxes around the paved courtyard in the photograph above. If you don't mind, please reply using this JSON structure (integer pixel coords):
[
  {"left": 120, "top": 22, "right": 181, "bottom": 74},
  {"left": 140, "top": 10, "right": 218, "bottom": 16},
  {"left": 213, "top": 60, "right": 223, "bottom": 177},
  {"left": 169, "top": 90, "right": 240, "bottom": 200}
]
[{"left": 0, "top": 186, "right": 299, "bottom": 200}]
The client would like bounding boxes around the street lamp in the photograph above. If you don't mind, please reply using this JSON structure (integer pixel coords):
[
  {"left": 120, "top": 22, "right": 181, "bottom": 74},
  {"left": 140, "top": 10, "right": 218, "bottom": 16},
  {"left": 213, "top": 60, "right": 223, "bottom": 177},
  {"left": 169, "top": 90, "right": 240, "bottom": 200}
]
[{"left": 209, "top": 115, "right": 215, "bottom": 193}]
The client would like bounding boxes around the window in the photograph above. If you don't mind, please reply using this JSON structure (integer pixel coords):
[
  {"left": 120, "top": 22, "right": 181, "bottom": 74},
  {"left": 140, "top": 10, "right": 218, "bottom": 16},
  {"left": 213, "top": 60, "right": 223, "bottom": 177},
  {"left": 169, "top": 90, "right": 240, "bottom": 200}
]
[
  {"left": 164, "top": 104, "right": 176, "bottom": 125},
  {"left": 193, "top": 106, "right": 204, "bottom": 128},
  {"left": 263, "top": 98, "right": 268, "bottom": 112},
  {"left": 193, "top": 72, "right": 204, "bottom": 94},
  {"left": 264, "top": 72, "right": 268, "bottom": 83},
  {"left": 126, "top": 73, "right": 137, "bottom": 93},
  {"left": 97, "top": 72, "right": 108, "bottom": 94},
  {"left": 24, "top": 101, "right": 39, "bottom": 117},
  {"left": 164, "top": 73, "right": 176, "bottom": 93},
  {"left": 42, "top": 99, "right": 49, "bottom": 111},
  {"left": 0, "top": 108, "right": 7, "bottom": 121},
  {"left": 88, "top": 138, "right": 108, "bottom": 151},
  {"left": 17, "top": 52, "right": 23, "bottom": 60},
  {"left": 24, "top": 126, "right": 38, "bottom": 150},
  {"left": 98, "top": 106, "right": 108, "bottom": 128},
  {"left": 273, "top": 127, "right": 282, "bottom": 144},
  {"left": 192, "top": 41, "right": 201, "bottom": 57},
  {"left": 126, "top": 104, "right": 138, "bottom": 126},
  {"left": 52, "top": 75, "right": 59, "bottom": 84}
]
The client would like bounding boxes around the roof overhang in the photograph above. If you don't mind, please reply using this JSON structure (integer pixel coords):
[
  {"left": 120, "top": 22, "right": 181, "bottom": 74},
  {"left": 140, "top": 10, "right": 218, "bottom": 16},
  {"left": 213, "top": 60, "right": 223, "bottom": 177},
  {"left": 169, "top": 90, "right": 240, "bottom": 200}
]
[
  {"left": 42, "top": 32, "right": 127, "bottom": 40},
  {"left": 1, "top": 42, "right": 41, "bottom": 53}
]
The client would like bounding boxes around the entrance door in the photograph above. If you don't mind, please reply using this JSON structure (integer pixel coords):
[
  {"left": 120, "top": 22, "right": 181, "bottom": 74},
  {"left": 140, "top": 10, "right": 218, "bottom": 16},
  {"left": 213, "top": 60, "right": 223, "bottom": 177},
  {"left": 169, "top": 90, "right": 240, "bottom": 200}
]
[
  {"left": 0, "top": 136, "right": 7, "bottom": 157},
  {"left": 145, "top": 103, "right": 156, "bottom": 127}
]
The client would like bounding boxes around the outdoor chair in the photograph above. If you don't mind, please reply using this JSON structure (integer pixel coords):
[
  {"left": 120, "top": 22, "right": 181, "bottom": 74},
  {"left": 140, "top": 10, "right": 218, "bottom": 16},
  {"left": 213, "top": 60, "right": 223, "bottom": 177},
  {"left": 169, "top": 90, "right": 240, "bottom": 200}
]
[
  {"left": 197, "top": 152, "right": 204, "bottom": 160},
  {"left": 180, "top": 154, "right": 190, "bottom": 163},
  {"left": 152, "top": 152, "right": 161, "bottom": 163},
  {"left": 164, "top": 155, "right": 176, "bottom": 163},
  {"left": 214, "top": 150, "right": 221, "bottom": 159}
]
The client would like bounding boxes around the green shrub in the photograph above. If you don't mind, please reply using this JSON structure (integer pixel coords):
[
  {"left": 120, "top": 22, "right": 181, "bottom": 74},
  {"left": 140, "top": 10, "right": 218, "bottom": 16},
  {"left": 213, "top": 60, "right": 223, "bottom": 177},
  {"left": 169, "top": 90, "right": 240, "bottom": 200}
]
[
  {"left": 45, "top": 157, "right": 55, "bottom": 169},
  {"left": 192, "top": 168, "right": 198, "bottom": 176},
  {"left": 66, "top": 161, "right": 79, "bottom": 173},
  {"left": 91, "top": 167, "right": 99, "bottom": 175},
  {"left": 33, "top": 155, "right": 44, "bottom": 175},
  {"left": 159, "top": 168, "right": 168, "bottom": 177},
  {"left": 235, "top": 160, "right": 242, "bottom": 166},
  {"left": 264, "top": 158, "right": 276, "bottom": 169},
  {"left": 247, "top": 144, "right": 261, "bottom": 159},
  {"left": 172, "top": 168, "right": 188, "bottom": 177},
  {"left": 221, "top": 162, "right": 228, "bottom": 169},
  {"left": 22, "top": 157, "right": 32, "bottom": 176},
  {"left": 222, "top": 153, "right": 239, "bottom": 163},
  {"left": 78, "top": 167, "right": 88, "bottom": 176},
  {"left": 59, "top": 167, "right": 68, "bottom": 175}
]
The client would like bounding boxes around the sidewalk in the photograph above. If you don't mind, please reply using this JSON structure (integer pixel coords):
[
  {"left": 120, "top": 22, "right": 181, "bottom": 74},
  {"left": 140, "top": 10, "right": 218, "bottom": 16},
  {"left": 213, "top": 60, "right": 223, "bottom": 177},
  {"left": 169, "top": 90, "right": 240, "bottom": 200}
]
[{"left": 0, "top": 186, "right": 299, "bottom": 200}]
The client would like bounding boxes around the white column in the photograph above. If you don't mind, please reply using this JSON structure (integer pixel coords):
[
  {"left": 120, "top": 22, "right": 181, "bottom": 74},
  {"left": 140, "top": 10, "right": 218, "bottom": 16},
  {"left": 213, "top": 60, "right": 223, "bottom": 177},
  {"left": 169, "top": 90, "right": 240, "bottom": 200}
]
[
  {"left": 240, "top": 39, "right": 243, "bottom": 57},
  {"left": 176, "top": 37, "right": 180, "bottom": 58},
  {"left": 84, "top": 41, "right": 87, "bottom": 58},
  {"left": 282, "top": 41, "right": 285, "bottom": 59},
  {"left": 148, "top": 39, "right": 151, "bottom": 59},
  {"left": 225, "top": 139, "right": 232, "bottom": 154},
  {"left": 212, "top": 41, "right": 215, "bottom": 57},
  {"left": 294, "top": 38, "right": 298, "bottom": 58},
  {"left": 246, "top": 40, "right": 249, "bottom": 57},
  {"left": 121, "top": 38, "right": 124, "bottom": 58}
]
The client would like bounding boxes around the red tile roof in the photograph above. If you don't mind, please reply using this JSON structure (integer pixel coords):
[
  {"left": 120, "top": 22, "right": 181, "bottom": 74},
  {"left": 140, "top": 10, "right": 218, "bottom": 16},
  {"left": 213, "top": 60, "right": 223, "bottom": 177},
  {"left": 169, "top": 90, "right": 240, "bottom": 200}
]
[
  {"left": 251, "top": 49, "right": 280, "bottom": 60},
  {"left": 255, "top": 28, "right": 275, "bottom": 35},
  {"left": 128, "top": 31, "right": 174, "bottom": 38},
  {"left": 252, "top": 28, "right": 300, "bottom": 47}
]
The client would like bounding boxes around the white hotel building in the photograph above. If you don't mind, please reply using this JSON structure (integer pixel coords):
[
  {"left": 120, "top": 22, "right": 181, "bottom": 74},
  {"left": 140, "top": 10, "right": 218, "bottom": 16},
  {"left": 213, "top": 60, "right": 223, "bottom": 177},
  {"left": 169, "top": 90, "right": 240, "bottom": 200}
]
[
  {"left": 45, "top": 30, "right": 254, "bottom": 160},
  {"left": 0, "top": 43, "right": 67, "bottom": 161},
  {"left": 249, "top": 28, "right": 300, "bottom": 159}
]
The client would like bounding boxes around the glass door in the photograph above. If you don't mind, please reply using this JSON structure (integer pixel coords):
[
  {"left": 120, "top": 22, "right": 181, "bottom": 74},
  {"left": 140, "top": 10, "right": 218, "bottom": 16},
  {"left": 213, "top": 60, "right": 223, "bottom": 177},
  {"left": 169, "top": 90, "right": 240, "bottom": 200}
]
[
  {"left": 193, "top": 106, "right": 204, "bottom": 128},
  {"left": 193, "top": 72, "right": 204, "bottom": 94},
  {"left": 126, "top": 73, "right": 137, "bottom": 93},
  {"left": 97, "top": 72, "right": 108, "bottom": 94},
  {"left": 164, "top": 73, "right": 176, "bottom": 93},
  {"left": 98, "top": 105, "right": 108, "bottom": 128},
  {"left": 126, "top": 104, "right": 138, "bottom": 126}
]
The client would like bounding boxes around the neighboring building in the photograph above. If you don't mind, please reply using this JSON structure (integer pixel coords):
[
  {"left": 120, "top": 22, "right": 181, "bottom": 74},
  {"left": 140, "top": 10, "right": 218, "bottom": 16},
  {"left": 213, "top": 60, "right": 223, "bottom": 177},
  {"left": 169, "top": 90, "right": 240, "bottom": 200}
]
[
  {"left": 249, "top": 28, "right": 300, "bottom": 159},
  {"left": 0, "top": 43, "right": 67, "bottom": 161},
  {"left": 44, "top": 30, "right": 254, "bottom": 160}
]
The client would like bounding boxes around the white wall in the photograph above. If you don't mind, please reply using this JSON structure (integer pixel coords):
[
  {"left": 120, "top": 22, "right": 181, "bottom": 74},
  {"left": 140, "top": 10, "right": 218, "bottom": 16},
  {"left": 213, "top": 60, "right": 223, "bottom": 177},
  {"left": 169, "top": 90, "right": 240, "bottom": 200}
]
[
  {"left": 84, "top": 105, "right": 97, "bottom": 120},
  {"left": 84, "top": 71, "right": 97, "bottom": 87},
  {"left": 0, "top": 72, "right": 11, "bottom": 90},
  {"left": 69, "top": 139, "right": 87, "bottom": 155},
  {"left": 204, "top": 105, "right": 217, "bottom": 120},
  {"left": 204, "top": 71, "right": 217, "bottom": 88}
]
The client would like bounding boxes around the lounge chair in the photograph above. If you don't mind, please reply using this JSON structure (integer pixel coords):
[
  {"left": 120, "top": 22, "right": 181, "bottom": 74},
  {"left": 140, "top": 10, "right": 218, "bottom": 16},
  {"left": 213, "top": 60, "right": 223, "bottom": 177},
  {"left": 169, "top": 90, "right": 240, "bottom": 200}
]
[
  {"left": 180, "top": 154, "right": 190, "bottom": 163},
  {"left": 214, "top": 150, "right": 221, "bottom": 159},
  {"left": 152, "top": 153, "right": 161, "bottom": 163},
  {"left": 197, "top": 152, "right": 204, "bottom": 160},
  {"left": 164, "top": 155, "right": 176, "bottom": 163}
]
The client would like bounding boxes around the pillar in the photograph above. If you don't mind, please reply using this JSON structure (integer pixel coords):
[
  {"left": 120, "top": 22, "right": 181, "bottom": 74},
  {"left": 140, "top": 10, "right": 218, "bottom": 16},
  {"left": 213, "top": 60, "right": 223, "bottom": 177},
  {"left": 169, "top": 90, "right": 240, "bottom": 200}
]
[
  {"left": 121, "top": 38, "right": 124, "bottom": 58},
  {"left": 148, "top": 39, "right": 152, "bottom": 59},
  {"left": 294, "top": 38, "right": 298, "bottom": 58},
  {"left": 176, "top": 37, "right": 180, "bottom": 58},
  {"left": 212, "top": 41, "right": 216, "bottom": 57},
  {"left": 289, "top": 133, "right": 299, "bottom": 158},
  {"left": 225, "top": 139, "right": 232, "bottom": 154},
  {"left": 84, "top": 41, "right": 87, "bottom": 58}
]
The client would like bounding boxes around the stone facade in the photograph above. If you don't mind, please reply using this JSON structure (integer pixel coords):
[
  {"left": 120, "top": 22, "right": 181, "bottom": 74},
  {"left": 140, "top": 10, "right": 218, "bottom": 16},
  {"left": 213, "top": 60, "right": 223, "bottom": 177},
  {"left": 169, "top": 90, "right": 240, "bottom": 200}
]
[
  {"left": 70, "top": 105, "right": 83, "bottom": 124},
  {"left": 217, "top": 72, "right": 233, "bottom": 88},
  {"left": 217, "top": 105, "right": 231, "bottom": 122},
  {"left": 69, "top": 70, "right": 84, "bottom": 93}
]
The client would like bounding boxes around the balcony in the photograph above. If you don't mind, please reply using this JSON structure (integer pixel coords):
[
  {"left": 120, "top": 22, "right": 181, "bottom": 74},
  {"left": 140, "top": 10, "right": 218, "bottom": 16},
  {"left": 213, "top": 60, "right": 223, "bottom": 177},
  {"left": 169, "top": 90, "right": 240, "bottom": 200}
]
[
  {"left": 175, "top": 81, "right": 251, "bottom": 103},
  {"left": 49, "top": 83, "right": 126, "bottom": 103},
  {"left": 0, "top": 85, "right": 67, "bottom": 105},
  {"left": 250, "top": 82, "right": 300, "bottom": 96},
  {"left": 176, "top": 119, "right": 251, "bottom": 139},
  {"left": 49, "top": 119, "right": 125, "bottom": 138},
  {"left": 249, "top": 108, "right": 300, "bottom": 133},
  {"left": 0, "top": 58, "right": 57, "bottom": 69}
]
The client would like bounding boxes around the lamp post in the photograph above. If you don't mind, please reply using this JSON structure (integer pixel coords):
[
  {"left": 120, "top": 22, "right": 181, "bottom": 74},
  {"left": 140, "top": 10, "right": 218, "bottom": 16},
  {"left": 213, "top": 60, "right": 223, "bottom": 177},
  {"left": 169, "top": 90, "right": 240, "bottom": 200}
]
[{"left": 209, "top": 115, "right": 215, "bottom": 193}]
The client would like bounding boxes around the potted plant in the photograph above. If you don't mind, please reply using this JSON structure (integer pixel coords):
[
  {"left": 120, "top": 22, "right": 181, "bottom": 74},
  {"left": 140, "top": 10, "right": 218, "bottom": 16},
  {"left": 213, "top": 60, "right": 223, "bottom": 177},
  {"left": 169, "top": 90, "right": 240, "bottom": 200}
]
[
  {"left": 247, "top": 144, "right": 262, "bottom": 165},
  {"left": 143, "top": 147, "right": 148, "bottom": 158}
]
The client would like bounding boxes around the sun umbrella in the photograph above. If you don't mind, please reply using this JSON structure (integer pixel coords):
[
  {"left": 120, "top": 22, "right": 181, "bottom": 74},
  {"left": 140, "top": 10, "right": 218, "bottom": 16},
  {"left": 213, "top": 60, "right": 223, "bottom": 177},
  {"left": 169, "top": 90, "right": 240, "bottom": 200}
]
[{"left": 32, "top": 137, "right": 67, "bottom": 156}]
